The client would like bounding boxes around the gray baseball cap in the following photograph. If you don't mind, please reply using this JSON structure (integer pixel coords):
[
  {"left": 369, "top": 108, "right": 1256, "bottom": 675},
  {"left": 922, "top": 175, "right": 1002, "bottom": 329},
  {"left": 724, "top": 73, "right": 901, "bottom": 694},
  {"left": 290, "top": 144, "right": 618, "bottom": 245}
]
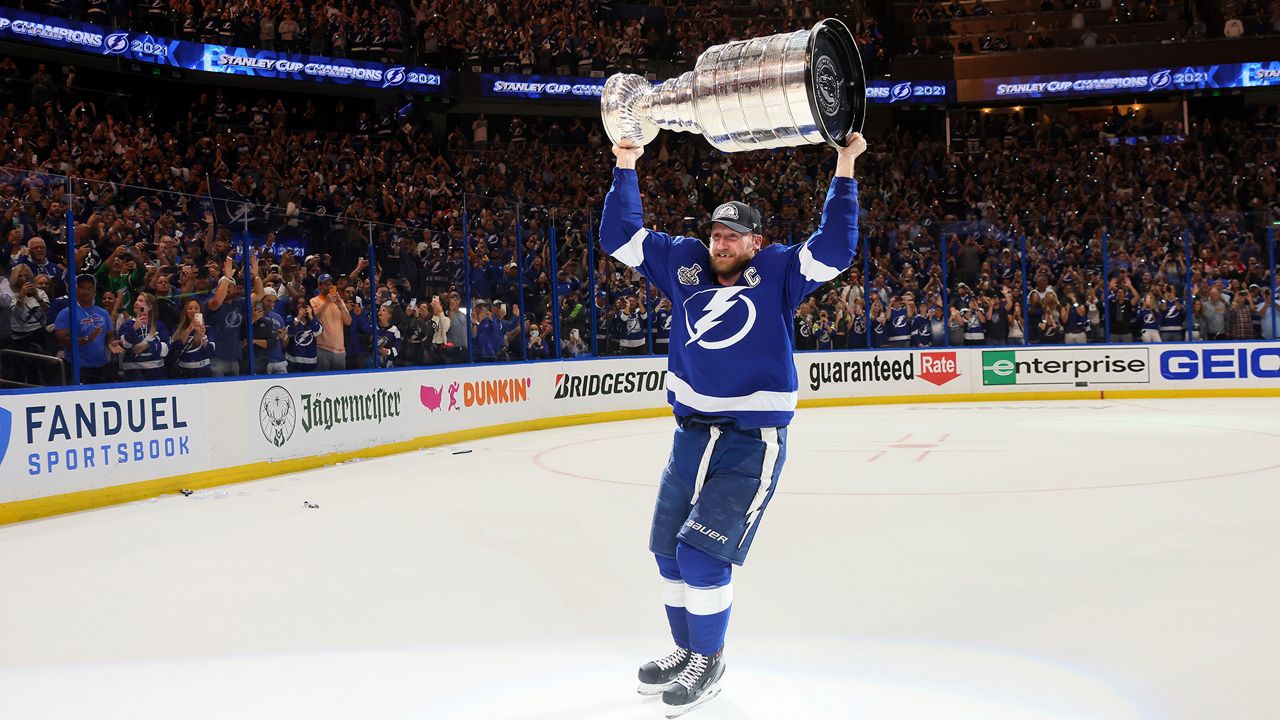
[{"left": 705, "top": 201, "right": 762, "bottom": 234}]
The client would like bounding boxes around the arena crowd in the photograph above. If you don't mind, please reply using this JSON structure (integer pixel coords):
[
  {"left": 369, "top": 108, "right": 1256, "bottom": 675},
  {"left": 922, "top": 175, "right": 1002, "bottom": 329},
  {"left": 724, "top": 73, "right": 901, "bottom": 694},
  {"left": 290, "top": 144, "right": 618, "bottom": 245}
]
[{"left": 0, "top": 54, "right": 1276, "bottom": 386}]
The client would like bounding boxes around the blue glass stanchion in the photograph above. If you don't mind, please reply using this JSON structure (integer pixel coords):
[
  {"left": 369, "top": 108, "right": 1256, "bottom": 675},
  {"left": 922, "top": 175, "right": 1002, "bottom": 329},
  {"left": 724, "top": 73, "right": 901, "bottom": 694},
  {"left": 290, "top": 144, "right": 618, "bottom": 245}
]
[
  {"left": 1020, "top": 232, "right": 1029, "bottom": 345},
  {"left": 940, "top": 231, "right": 950, "bottom": 347},
  {"left": 1184, "top": 229, "right": 1193, "bottom": 341},
  {"left": 368, "top": 225, "right": 379, "bottom": 369},
  {"left": 515, "top": 202, "right": 528, "bottom": 361},
  {"left": 862, "top": 233, "right": 871, "bottom": 349},
  {"left": 588, "top": 212, "right": 599, "bottom": 357},
  {"left": 242, "top": 216, "right": 255, "bottom": 375},
  {"left": 463, "top": 206, "right": 475, "bottom": 365},
  {"left": 645, "top": 279, "right": 654, "bottom": 355},
  {"left": 65, "top": 176, "right": 80, "bottom": 385},
  {"left": 1269, "top": 222, "right": 1277, "bottom": 339},
  {"left": 549, "top": 221, "right": 562, "bottom": 359},
  {"left": 1102, "top": 232, "right": 1111, "bottom": 344}
]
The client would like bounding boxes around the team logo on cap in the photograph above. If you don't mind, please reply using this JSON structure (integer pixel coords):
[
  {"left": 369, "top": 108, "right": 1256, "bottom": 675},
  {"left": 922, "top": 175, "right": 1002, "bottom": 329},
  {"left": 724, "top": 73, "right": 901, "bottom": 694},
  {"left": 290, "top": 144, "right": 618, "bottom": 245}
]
[{"left": 714, "top": 203, "right": 739, "bottom": 220}]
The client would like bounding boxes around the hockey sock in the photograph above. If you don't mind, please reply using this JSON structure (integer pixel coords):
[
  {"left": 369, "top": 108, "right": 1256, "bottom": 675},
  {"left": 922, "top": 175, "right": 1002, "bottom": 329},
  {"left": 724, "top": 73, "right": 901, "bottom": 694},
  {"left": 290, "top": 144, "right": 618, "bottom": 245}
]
[
  {"left": 676, "top": 541, "right": 732, "bottom": 655},
  {"left": 655, "top": 553, "right": 690, "bottom": 649}
]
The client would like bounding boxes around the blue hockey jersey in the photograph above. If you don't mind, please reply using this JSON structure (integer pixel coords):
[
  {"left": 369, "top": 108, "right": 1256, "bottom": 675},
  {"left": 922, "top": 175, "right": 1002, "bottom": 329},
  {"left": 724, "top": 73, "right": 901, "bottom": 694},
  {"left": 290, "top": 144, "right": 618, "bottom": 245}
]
[{"left": 600, "top": 167, "right": 858, "bottom": 429}]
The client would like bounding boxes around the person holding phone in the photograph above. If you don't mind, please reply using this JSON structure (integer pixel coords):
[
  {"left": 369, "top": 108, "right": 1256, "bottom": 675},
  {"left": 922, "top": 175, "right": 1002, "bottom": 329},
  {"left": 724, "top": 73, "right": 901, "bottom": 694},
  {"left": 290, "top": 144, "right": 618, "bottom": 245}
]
[
  {"left": 309, "top": 273, "right": 352, "bottom": 371},
  {"left": 171, "top": 298, "right": 215, "bottom": 379},
  {"left": 119, "top": 292, "right": 171, "bottom": 381},
  {"left": 285, "top": 301, "right": 323, "bottom": 373}
]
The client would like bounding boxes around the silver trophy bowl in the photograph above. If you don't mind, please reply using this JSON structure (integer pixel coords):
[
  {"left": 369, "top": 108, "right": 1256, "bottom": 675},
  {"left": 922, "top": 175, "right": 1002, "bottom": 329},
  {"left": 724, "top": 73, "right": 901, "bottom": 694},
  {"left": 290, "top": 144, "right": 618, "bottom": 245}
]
[{"left": 601, "top": 18, "right": 866, "bottom": 152}]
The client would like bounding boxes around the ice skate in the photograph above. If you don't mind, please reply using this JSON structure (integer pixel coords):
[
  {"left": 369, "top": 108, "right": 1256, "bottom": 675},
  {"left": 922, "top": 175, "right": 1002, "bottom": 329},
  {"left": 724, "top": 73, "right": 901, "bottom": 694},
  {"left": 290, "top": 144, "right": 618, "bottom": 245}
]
[
  {"left": 637, "top": 646, "right": 690, "bottom": 695},
  {"left": 661, "top": 649, "right": 724, "bottom": 718}
]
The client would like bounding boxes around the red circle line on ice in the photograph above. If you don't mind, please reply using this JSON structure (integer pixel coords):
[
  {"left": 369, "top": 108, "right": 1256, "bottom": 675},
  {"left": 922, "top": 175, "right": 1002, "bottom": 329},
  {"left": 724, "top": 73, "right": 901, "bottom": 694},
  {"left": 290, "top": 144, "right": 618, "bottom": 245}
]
[{"left": 529, "top": 417, "right": 1280, "bottom": 496}]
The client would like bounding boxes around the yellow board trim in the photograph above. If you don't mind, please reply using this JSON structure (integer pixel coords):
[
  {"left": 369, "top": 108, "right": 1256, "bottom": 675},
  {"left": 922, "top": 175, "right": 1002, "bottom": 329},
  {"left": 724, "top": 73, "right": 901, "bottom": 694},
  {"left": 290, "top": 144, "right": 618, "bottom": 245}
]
[{"left": 4, "top": 388, "right": 1280, "bottom": 526}]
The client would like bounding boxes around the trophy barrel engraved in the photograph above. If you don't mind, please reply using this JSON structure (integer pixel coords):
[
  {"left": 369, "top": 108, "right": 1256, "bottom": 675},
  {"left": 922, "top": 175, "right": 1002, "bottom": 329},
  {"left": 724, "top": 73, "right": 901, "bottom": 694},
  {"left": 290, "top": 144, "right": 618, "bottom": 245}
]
[{"left": 600, "top": 18, "right": 865, "bottom": 153}]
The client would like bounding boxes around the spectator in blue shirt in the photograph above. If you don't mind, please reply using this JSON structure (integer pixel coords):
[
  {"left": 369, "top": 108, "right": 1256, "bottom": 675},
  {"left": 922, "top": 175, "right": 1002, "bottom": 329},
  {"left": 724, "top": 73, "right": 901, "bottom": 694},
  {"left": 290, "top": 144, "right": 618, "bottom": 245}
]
[
  {"left": 251, "top": 290, "right": 288, "bottom": 374},
  {"left": 54, "top": 274, "right": 118, "bottom": 384},
  {"left": 346, "top": 293, "right": 375, "bottom": 369},
  {"left": 204, "top": 256, "right": 245, "bottom": 377},
  {"left": 471, "top": 302, "right": 505, "bottom": 361}
]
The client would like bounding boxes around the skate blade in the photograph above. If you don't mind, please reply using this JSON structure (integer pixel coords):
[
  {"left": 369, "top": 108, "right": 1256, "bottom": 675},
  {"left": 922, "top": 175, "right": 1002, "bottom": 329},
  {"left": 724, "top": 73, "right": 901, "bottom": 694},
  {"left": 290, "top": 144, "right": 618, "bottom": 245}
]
[
  {"left": 637, "top": 680, "right": 673, "bottom": 696},
  {"left": 663, "top": 684, "right": 722, "bottom": 718}
]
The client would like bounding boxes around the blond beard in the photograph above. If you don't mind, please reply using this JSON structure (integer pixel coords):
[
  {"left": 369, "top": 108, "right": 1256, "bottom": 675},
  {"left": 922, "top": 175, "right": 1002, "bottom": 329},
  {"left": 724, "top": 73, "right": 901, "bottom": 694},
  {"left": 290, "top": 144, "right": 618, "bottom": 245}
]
[{"left": 711, "top": 249, "right": 756, "bottom": 281}]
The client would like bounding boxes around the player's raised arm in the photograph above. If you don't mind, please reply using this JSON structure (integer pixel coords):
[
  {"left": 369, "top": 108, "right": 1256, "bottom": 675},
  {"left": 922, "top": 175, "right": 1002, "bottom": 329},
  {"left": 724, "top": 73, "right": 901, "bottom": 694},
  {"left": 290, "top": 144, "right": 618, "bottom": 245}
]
[
  {"left": 600, "top": 145, "right": 680, "bottom": 292},
  {"left": 783, "top": 133, "right": 867, "bottom": 305}
]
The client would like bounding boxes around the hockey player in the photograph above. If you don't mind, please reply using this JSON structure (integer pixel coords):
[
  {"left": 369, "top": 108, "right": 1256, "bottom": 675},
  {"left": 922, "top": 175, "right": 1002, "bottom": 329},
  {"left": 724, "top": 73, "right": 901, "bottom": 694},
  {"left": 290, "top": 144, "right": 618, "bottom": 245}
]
[{"left": 600, "top": 132, "right": 865, "bottom": 717}]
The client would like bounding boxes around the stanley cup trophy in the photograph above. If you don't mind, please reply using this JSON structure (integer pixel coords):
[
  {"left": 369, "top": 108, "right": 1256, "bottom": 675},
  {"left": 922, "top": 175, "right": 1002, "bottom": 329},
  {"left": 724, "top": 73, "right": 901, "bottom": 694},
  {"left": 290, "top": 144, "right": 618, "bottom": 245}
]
[{"left": 601, "top": 19, "right": 866, "bottom": 152}]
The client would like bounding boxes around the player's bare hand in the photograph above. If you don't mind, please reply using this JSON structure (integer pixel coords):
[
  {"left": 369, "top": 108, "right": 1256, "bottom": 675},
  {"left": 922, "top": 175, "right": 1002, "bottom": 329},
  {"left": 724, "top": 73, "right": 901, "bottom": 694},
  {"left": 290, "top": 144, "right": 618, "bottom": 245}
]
[
  {"left": 612, "top": 144, "right": 644, "bottom": 169},
  {"left": 835, "top": 132, "right": 865, "bottom": 178},
  {"left": 840, "top": 132, "right": 867, "bottom": 160}
]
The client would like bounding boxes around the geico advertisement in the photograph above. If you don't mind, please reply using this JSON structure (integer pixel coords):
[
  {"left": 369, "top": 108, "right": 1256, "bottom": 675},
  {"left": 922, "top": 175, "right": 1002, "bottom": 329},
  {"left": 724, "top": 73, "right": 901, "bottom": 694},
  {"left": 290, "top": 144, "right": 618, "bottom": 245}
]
[
  {"left": 0, "top": 386, "right": 207, "bottom": 500},
  {"left": 980, "top": 347, "right": 1150, "bottom": 387},
  {"left": 1159, "top": 345, "right": 1280, "bottom": 382},
  {"left": 800, "top": 350, "right": 967, "bottom": 396}
]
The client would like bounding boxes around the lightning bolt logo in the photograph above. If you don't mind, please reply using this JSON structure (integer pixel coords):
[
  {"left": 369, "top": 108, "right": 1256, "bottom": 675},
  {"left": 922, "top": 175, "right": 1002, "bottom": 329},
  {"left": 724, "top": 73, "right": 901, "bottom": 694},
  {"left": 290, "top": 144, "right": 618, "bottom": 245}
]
[{"left": 684, "top": 287, "right": 757, "bottom": 350}]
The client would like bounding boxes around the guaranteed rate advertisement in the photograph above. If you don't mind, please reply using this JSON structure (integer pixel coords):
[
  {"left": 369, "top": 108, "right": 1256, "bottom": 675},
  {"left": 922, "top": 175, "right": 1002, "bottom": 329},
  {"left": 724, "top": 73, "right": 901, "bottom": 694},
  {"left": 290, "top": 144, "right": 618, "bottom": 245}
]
[
  {"left": 965, "top": 61, "right": 1280, "bottom": 102},
  {"left": 0, "top": 6, "right": 453, "bottom": 93}
]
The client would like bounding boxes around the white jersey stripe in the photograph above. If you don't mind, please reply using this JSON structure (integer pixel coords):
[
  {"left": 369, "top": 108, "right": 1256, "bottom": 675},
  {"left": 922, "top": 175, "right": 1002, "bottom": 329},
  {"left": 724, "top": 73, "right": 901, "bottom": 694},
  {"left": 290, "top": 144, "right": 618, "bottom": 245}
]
[
  {"left": 798, "top": 241, "right": 841, "bottom": 282},
  {"left": 611, "top": 227, "right": 648, "bottom": 268},
  {"left": 667, "top": 372, "right": 797, "bottom": 414}
]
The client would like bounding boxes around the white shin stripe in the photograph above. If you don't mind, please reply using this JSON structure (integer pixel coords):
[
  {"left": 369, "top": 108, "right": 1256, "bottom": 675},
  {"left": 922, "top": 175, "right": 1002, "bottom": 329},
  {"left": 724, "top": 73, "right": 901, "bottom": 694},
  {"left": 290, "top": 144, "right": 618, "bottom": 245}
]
[
  {"left": 690, "top": 426, "right": 721, "bottom": 506},
  {"left": 685, "top": 583, "right": 733, "bottom": 615},
  {"left": 611, "top": 227, "right": 648, "bottom": 268},
  {"left": 798, "top": 241, "right": 841, "bottom": 282},
  {"left": 661, "top": 577, "right": 686, "bottom": 608}
]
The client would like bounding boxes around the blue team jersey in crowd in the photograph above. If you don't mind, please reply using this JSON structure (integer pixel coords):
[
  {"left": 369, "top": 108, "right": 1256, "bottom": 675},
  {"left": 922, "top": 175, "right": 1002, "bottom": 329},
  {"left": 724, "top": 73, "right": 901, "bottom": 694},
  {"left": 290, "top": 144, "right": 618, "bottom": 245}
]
[
  {"left": 206, "top": 300, "right": 246, "bottom": 361},
  {"left": 911, "top": 314, "right": 931, "bottom": 346},
  {"left": 118, "top": 319, "right": 171, "bottom": 373},
  {"left": 1160, "top": 301, "right": 1185, "bottom": 331},
  {"left": 887, "top": 306, "right": 910, "bottom": 342},
  {"left": 286, "top": 317, "right": 322, "bottom": 365},
  {"left": 600, "top": 168, "right": 858, "bottom": 429},
  {"left": 175, "top": 330, "right": 216, "bottom": 370}
]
